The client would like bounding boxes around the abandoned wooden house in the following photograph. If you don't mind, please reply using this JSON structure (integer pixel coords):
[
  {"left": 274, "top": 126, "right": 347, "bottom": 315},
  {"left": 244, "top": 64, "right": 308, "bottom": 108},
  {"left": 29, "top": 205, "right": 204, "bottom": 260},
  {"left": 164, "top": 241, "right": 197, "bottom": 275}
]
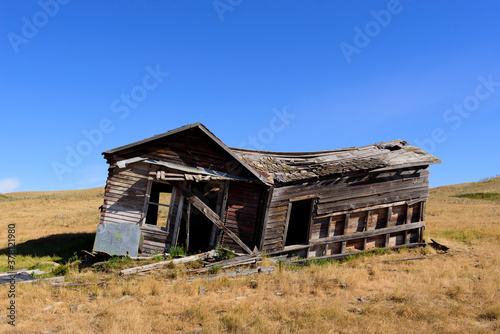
[{"left": 99, "top": 123, "right": 440, "bottom": 259}]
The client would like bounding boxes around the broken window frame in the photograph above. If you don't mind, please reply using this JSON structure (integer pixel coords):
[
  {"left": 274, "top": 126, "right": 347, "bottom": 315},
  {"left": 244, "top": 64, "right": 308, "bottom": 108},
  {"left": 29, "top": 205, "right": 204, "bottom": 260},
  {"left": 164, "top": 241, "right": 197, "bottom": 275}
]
[{"left": 143, "top": 181, "right": 174, "bottom": 230}]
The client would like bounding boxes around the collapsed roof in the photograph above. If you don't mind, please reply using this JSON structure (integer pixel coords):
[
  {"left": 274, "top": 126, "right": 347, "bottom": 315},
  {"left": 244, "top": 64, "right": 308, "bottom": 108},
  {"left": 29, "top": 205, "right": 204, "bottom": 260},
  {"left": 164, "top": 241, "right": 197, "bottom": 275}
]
[{"left": 103, "top": 123, "right": 441, "bottom": 185}]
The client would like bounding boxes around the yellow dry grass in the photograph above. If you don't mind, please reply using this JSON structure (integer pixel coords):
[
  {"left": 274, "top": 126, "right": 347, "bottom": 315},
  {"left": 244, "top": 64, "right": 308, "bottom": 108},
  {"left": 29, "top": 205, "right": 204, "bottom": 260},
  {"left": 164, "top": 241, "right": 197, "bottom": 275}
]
[{"left": 0, "top": 179, "right": 499, "bottom": 333}]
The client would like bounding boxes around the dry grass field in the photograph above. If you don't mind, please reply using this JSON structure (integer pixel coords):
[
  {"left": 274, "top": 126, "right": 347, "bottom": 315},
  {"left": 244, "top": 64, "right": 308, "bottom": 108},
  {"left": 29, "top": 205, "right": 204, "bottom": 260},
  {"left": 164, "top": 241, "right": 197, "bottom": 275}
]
[{"left": 0, "top": 178, "right": 499, "bottom": 333}]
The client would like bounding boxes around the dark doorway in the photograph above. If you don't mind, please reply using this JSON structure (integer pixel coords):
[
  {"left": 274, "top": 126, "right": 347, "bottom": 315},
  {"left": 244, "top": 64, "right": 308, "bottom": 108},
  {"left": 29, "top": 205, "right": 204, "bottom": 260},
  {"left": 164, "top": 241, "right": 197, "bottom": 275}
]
[
  {"left": 177, "top": 182, "right": 220, "bottom": 253},
  {"left": 285, "top": 199, "right": 312, "bottom": 246}
]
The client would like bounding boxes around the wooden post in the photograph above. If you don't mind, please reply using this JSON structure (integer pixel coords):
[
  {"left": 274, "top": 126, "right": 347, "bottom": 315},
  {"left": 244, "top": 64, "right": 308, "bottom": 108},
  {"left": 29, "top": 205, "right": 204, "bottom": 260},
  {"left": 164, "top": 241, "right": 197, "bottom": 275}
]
[
  {"left": 282, "top": 202, "right": 293, "bottom": 249},
  {"left": 340, "top": 241, "right": 346, "bottom": 254},
  {"left": 343, "top": 213, "right": 350, "bottom": 235},
  {"left": 140, "top": 173, "right": 153, "bottom": 227},
  {"left": 405, "top": 203, "right": 411, "bottom": 224},
  {"left": 210, "top": 181, "right": 228, "bottom": 249},
  {"left": 185, "top": 202, "right": 191, "bottom": 251},
  {"left": 386, "top": 207, "right": 392, "bottom": 228},
  {"left": 365, "top": 210, "right": 371, "bottom": 231},
  {"left": 171, "top": 194, "right": 184, "bottom": 247},
  {"left": 384, "top": 233, "right": 390, "bottom": 247},
  {"left": 362, "top": 238, "right": 367, "bottom": 250}
]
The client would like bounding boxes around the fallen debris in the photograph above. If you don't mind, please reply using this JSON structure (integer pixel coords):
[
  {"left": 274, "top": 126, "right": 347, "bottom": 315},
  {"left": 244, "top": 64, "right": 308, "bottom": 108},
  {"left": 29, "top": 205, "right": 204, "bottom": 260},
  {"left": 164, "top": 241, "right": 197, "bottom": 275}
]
[
  {"left": 184, "top": 266, "right": 275, "bottom": 282},
  {"left": 42, "top": 301, "right": 63, "bottom": 311},
  {"left": 195, "top": 253, "right": 262, "bottom": 274},
  {"left": 120, "top": 250, "right": 216, "bottom": 275},
  {"left": 114, "top": 295, "right": 130, "bottom": 303},
  {"left": 364, "top": 256, "right": 427, "bottom": 264}
]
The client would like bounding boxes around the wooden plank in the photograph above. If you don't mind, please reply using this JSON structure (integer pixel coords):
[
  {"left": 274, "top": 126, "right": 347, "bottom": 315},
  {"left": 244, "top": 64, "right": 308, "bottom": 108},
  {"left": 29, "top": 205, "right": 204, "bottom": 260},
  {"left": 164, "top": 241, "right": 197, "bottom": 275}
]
[
  {"left": 316, "top": 201, "right": 407, "bottom": 219},
  {"left": 120, "top": 250, "right": 216, "bottom": 275},
  {"left": 174, "top": 183, "right": 252, "bottom": 254},
  {"left": 281, "top": 202, "right": 293, "bottom": 250},
  {"left": 210, "top": 181, "right": 228, "bottom": 249},
  {"left": 185, "top": 202, "right": 191, "bottom": 250},
  {"left": 140, "top": 172, "right": 153, "bottom": 226},
  {"left": 365, "top": 210, "right": 371, "bottom": 231},
  {"left": 316, "top": 188, "right": 429, "bottom": 215},
  {"left": 164, "top": 186, "right": 177, "bottom": 232},
  {"left": 171, "top": 194, "right": 185, "bottom": 247}
]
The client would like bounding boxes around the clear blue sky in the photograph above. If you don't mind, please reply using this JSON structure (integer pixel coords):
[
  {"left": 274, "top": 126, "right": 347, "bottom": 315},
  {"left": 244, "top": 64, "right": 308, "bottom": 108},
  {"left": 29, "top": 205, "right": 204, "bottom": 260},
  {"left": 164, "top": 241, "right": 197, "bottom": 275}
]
[{"left": 1, "top": 0, "right": 499, "bottom": 193}]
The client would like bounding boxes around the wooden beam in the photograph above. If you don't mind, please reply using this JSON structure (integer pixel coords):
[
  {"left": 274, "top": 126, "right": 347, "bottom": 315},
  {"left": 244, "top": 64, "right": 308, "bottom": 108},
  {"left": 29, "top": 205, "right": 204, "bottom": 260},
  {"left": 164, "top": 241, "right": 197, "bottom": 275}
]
[
  {"left": 282, "top": 202, "right": 293, "bottom": 250},
  {"left": 316, "top": 201, "right": 407, "bottom": 219},
  {"left": 173, "top": 183, "right": 252, "bottom": 254},
  {"left": 210, "top": 181, "right": 228, "bottom": 249},
  {"left": 258, "top": 187, "right": 274, "bottom": 251},
  {"left": 386, "top": 206, "right": 392, "bottom": 228},
  {"left": 365, "top": 210, "right": 371, "bottom": 231},
  {"left": 343, "top": 213, "right": 350, "bottom": 235},
  {"left": 140, "top": 173, "right": 153, "bottom": 227},
  {"left": 185, "top": 202, "right": 191, "bottom": 251},
  {"left": 171, "top": 194, "right": 184, "bottom": 247}
]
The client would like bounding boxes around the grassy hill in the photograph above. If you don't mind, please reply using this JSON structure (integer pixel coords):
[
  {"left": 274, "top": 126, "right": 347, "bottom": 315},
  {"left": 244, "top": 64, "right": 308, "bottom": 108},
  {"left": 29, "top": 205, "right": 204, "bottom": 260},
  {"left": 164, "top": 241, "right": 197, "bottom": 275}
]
[
  {"left": 430, "top": 176, "right": 500, "bottom": 199},
  {"left": 0, "top": 180, "right": 498, "bottom": 333}
]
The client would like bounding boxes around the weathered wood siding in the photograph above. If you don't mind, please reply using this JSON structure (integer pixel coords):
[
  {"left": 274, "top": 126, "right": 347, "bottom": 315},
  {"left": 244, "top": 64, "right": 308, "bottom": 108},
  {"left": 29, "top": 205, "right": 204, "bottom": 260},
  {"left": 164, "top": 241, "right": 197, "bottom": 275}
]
[
  {"left": 100, "top": 163, "right": 149, "bottom": 225},
  {"left": 221, "top": 183, "right": 264, "bottom": 253},
  {"left": 262, "top": 167, "right": 429, "bottom": 253}
]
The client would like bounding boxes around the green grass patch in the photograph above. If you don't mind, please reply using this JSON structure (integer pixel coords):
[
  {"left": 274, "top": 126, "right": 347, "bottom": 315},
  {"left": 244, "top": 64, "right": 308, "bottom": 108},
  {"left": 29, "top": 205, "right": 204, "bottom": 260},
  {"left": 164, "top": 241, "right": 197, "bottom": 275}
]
[
  {"left": 100, "top": 256, "right": 135, "bottom": 271},
  {"left": 452, "top": 192, "right": 500, "bottom": 201},
  {"left": 214, "top": 245, "right": 236, "bottom": 261},
  {"left": 169, "top": 245, "right": 186, "bottom": 257},
  {"left": 432, "top": 229, "right": 484, "bottom": 242}
]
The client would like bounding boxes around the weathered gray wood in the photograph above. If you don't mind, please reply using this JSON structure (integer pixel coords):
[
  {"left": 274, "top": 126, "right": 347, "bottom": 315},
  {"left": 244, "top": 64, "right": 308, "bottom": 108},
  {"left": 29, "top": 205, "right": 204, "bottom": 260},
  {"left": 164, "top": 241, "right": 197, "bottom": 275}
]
[
  {"left": 171, "top": 194, "right": 185, "bottom": 247},
  {"left": 281, "top": 202, "right": 293, "bottom": 250},
  {"left": 286, "top": 243, "right": 426, "bottom": 263},
  {"left": 386, "top": 206, "right": 392, "bottom": 227},
  {"left": 184, "top": 266, "right": 275, "bottom": 282},
  {"left": 343, "top": 213, "right": 350, "bottom": 235},
  {"left": 174, "top": 183, "right": 252, "bottom": 254},
  {"left": 259, "top": 187, "right": 274, "bottom": 251},
  {"left": 185, "top": 202, "right": 191, "bottom": 250},
  {"left": 279, "top": 221, "right": 425, "bottom": 251},
  {"left": 120, "top": 250, "right": 216, "bottom": 275}
]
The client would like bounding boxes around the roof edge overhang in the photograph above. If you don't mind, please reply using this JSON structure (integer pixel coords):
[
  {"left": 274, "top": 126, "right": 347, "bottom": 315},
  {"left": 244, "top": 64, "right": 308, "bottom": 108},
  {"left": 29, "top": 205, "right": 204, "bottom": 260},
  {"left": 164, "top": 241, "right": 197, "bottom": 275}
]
[{"left": 102, "top": 123, "right": 272, "bottom": 186}]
